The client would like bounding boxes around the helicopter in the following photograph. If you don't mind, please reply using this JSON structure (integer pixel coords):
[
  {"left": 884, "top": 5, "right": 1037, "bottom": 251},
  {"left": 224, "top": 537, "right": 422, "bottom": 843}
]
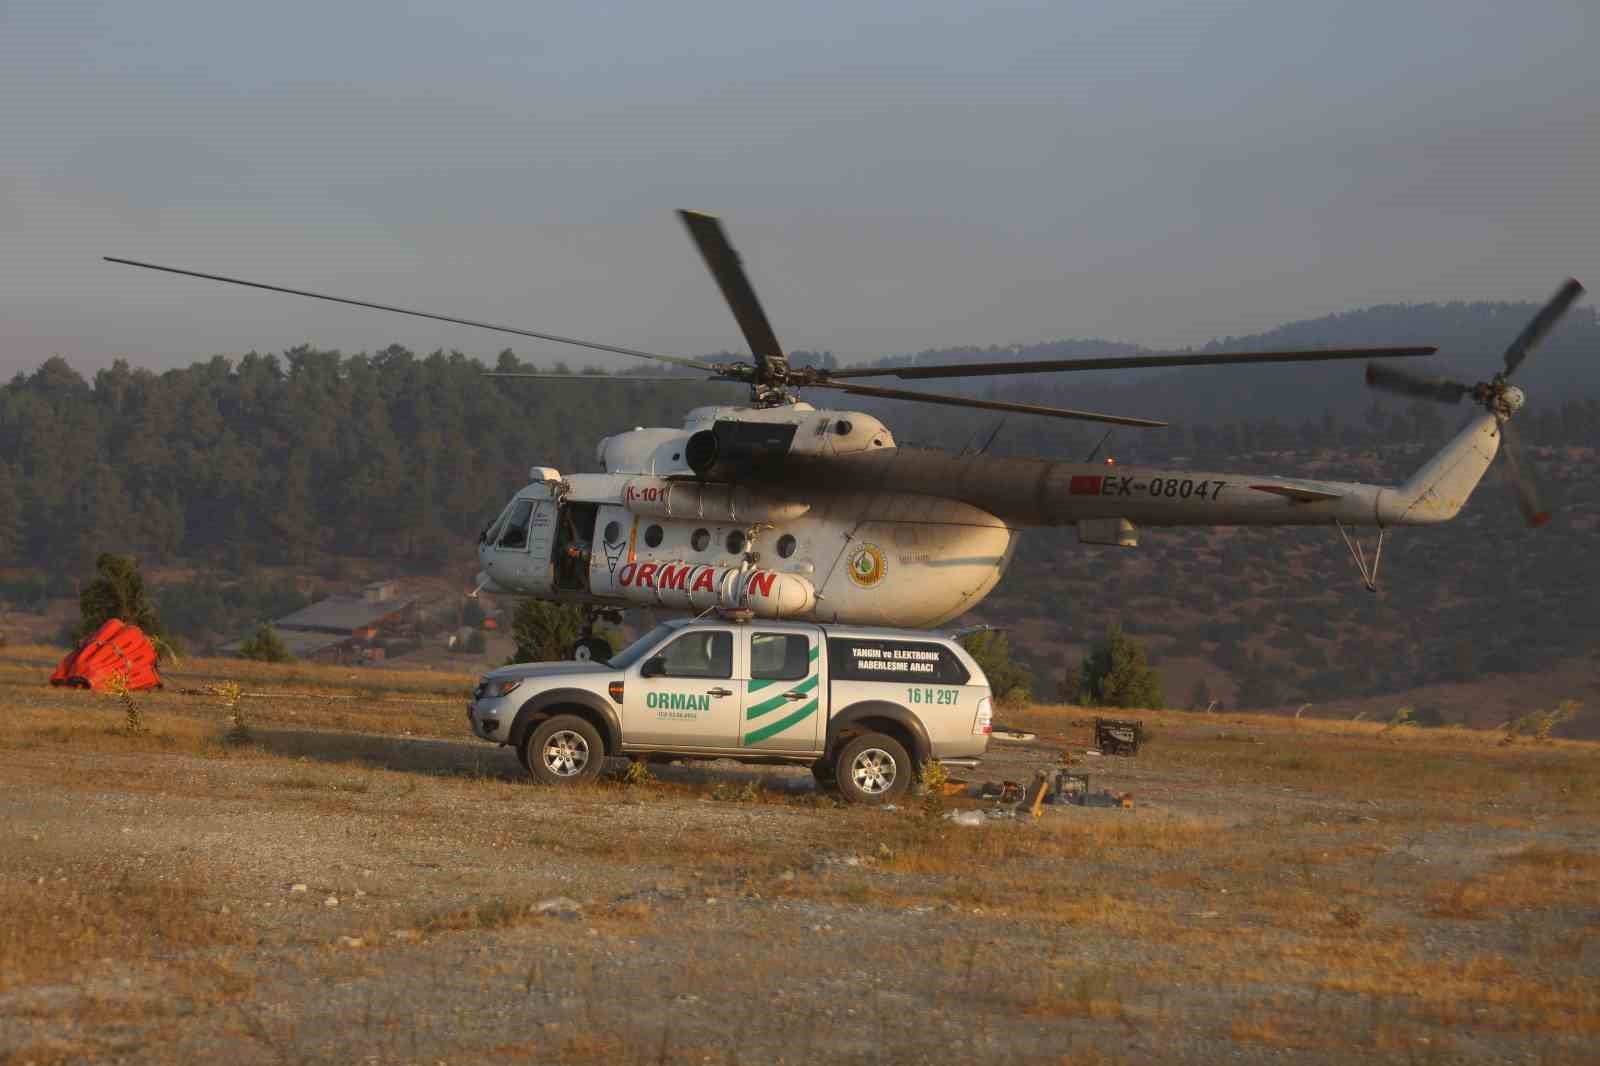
[{"left": 108, "top": 213, "right": 1584, "bottom": 660}]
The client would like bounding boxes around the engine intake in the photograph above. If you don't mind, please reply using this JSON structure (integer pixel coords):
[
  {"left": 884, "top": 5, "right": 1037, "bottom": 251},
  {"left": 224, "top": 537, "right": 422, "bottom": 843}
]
[{"left": 684, "top": 420, "right": 798, "bottom": 480}]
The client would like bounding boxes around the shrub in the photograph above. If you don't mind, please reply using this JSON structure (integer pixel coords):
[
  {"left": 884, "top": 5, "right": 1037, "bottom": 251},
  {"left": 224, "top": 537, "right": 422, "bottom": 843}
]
[
  {"left": 510, "top": 600, "right": 582, "bottom": 663},
  {"left": 1071, "top": 625, "right": 1164, "bottom": 709},
  {"left": 959, "top": 629, "right": 1034, "bottom": 706},
  {"left": 74, "top": 554, "right": 166, "bottom": 653},
  {"left": 238, "top": 625, "right": 292, "bottom": 663}
]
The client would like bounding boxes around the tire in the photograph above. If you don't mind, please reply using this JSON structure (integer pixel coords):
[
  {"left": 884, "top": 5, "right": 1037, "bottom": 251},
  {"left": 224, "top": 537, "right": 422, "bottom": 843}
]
[
  {"left": 521, "top": 715, "right": 605, "bottom": 786},
  {"left": 833, "top": 733, "right": 911, "bottom": 805},
  {"left": 570, "top": 637, "right": 613, "bottom": 662}
]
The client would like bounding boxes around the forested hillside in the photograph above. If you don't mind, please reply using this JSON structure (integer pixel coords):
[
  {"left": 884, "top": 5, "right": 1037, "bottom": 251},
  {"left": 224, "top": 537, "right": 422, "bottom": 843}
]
[{"left": 2, "top": 299, "right": 1596, "bottom": 711}]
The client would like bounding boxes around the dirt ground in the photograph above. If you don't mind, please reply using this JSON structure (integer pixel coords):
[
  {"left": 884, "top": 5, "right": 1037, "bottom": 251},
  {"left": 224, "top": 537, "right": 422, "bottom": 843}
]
[{"left": 1, "top": 646, "right": 1596, "bottom": 1064}]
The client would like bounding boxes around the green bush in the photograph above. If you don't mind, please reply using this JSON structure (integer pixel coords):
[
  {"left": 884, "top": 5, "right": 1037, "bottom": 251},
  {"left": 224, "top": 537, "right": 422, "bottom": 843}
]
[
  {"left": 238, "top": 625, "right": 292, "bottom": 663},
  {"left": 74, "top": 554, "right": 165, "bottom": 650},
  {"left": 510, "top": 599, "right": 582, "bottom": 663},
  {"left": 959, "top": 629, "right": 1034, "bottom": 706},
  {"left": 1071, "top": 625, "right": 1164, "bottom": 709}
]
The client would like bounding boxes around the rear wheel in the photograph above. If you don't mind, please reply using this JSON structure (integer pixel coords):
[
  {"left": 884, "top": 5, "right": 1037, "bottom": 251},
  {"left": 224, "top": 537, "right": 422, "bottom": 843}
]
[
  {"left": 834, "top": 733, "right": 911, "bottom": 805},
  {"left": 522, "top": 715, "right": 604, "bottom": 786}
]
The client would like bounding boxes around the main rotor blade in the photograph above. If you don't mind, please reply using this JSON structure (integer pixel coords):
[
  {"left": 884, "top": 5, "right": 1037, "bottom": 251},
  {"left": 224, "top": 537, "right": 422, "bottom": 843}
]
[
  {"left": 1502, "top": 278, "right": 1585, "bottom": 377},
  {"left": 1364, "top": 363, "right": 1473, "bottom": 404},
  {"left": 821, "top": 346, "right": 1439, "bottom": 381},
  {"left": 484, "top": 372, "right": 735, "bottom": 382},
  {"left": 103, "top": 256, "right": 724, "bottom": 373},
  {"left": 677, "top": 211, "right": 786, "bottom": 367},
  {"left": 813, "top": 379, "right": 1167, "bottom": 427},
  {"left": 1499, "top": 420, "right": 1551, "bottom": 528}
]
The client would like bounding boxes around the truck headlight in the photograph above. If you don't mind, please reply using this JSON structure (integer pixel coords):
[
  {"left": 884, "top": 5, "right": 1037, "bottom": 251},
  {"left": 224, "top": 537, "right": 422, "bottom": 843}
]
[{"left": 491, "top": 679, "right": 523, "bottom": 698}]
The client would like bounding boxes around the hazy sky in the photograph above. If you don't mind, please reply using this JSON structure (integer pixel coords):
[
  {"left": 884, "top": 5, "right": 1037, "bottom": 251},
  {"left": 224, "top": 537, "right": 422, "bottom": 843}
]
[{"left": 3, "top": 1, "right": 1595, "bottom": 377}]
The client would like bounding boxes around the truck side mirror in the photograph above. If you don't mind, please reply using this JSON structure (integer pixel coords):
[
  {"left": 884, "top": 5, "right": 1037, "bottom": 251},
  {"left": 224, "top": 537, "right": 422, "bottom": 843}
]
[{"left": 641, "top": 657, "right": 666, "bottom": 678}]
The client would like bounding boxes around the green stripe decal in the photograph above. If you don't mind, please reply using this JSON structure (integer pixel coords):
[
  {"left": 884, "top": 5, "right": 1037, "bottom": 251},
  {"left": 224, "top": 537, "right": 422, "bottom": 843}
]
[
  {"left": 746, "top": 674, "right": 818, "bottom": 719},
  {"left": 746, "top": 677, "right": 783, "bottom": 694},
  {"left": 743, "top": 700, "right": 817, "bottom": 745}
]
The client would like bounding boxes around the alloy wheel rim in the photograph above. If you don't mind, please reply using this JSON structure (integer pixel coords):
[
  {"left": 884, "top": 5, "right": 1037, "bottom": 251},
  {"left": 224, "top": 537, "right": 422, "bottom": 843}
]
[
  {"left": 543, "top": 730, "right": 590, "bottom": 776},
  {"left": 851, "top": 748, "right": 896, "bottom": 794}
]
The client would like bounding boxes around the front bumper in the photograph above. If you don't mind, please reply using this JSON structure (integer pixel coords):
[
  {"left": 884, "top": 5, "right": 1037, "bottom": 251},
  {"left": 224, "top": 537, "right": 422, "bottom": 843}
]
[{"left": 466, "top": 695, "right": 520, "bottom": 744}]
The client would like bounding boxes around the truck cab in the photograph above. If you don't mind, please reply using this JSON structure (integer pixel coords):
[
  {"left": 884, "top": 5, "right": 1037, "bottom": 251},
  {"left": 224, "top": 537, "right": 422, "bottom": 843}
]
[{"left": 467, "top": 619, "right": 993, "bottom": 804}]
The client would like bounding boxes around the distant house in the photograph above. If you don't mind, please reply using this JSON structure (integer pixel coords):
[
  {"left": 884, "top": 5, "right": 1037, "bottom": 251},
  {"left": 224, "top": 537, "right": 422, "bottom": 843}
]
[{"left": 221, "top": 580, "right": 419, "bottom": 663}]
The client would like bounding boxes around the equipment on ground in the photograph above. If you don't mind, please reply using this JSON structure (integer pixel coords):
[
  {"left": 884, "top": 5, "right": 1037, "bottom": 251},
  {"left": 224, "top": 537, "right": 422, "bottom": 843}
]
[
  {"left": 49, "top": 619, "right": 162, "bottom": 692},
  {"left": 1094, "top": 717, "right": 1145, "bottom": 756}
]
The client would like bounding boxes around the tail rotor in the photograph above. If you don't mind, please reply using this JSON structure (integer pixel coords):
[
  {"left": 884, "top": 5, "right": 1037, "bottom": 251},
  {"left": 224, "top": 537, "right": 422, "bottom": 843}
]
[{"left": 1365, "top": 279, "right": 1583, "bottom": 528}]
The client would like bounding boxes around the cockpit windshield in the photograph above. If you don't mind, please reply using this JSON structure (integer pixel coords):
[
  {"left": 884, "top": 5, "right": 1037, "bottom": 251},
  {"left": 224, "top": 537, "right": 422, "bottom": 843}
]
[
  {"left": 482, "top": 501, "right": 516, "bottom": 545},
  {"left": 606, "top": 624, "right": 676, "bottom": 671},
  {"left": 497, "top": 500, "right": 535, "bottom": 550}
]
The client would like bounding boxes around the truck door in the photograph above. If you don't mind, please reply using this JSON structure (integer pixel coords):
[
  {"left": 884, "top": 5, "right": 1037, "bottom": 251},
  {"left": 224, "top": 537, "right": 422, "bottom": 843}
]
[
  {"left": 740, "top": 629, "right": 822, "bottom": 753},
  {"left": 624, "top": 627, "right": 741, "bottom": 750}
]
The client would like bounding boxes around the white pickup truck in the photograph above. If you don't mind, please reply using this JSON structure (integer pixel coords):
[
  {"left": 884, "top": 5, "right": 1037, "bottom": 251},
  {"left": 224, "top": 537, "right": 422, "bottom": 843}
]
[{"left": 467, "top": 619, "right": 993, "bottom": 804}]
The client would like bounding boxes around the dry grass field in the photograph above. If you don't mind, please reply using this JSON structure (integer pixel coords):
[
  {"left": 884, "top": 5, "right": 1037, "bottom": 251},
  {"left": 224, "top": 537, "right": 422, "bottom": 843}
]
[{"left": 2, "top": 644, "right": 1597, "bottom": 1064}]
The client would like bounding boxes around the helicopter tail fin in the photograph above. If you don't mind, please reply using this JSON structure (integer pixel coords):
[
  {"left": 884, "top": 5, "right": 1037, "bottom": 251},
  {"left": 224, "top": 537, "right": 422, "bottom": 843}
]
[{"left": 1379, "top": 413, "right": 1501, "bottom": 525}]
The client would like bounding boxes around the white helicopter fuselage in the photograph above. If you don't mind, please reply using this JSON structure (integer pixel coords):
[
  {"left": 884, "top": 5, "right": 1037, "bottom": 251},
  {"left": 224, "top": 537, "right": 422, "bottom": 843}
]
[
  {"left": 475, "top": 401, "right": 1503, "bottom": 628},
  {"left": 478, "top": 404, "right": 1017, "bottom": 627}
]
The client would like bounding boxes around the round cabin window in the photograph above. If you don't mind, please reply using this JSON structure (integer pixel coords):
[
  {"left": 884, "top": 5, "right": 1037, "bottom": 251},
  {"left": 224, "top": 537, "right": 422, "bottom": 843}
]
[
  {"left": 690, "top": 528, "right": 711, "bottom": 552},
  {"left": 777, "top": 534, "right": 798, "bottom": 558},
  {"left": 644, "top": 524, "right": 664, "bottom": 548},
  {"left": 726, "top": 530, "right": 747, "bottom": 555},
  {"left": 603, "top": 521, "right": 621, "bottom": 543}
]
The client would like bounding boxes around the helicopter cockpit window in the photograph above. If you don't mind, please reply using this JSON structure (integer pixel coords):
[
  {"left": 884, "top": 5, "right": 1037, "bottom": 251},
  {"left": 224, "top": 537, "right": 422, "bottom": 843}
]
[
  {"left": 482, "top": 502, "right": 515, "bottom": 545},
  {"left": 497, "top": 500, "right": 535, "bottom": 550},
  {"left": 654, "top": 631, "right": 733, "bottom": 679}
]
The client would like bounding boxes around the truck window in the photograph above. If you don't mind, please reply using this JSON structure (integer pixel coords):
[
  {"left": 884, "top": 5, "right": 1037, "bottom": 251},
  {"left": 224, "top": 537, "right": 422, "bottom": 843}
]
[
  {"left": 826, "top": 638, "right": 971, "bottom": 685},
  {"left": 497, "top": 500, "right": 534, "bottom": 550},
  {"left": 751, "top": 633, "right": 809, "bottom": 681},
  {"left": 654, "top": 631, "right": 733, "bottom": 679}
]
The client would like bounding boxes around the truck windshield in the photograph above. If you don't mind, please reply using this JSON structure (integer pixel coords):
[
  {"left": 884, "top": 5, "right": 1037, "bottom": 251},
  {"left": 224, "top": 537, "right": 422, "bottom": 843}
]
[{"left": 607, "top": 624, "right": 675, "bottom": 671}]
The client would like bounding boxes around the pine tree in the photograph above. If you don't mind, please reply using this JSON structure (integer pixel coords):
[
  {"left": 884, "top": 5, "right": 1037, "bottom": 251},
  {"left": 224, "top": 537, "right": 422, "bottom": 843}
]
[
  {"left": 510, "top": 600, "right": 582, "bottom": 662},
  {"left": 75, "top": 554, "right": 164, "bottom": 646},
  {"left": 238, "top": 625, "right": 292, "bottom": 662},
  {"left": 1074, "top": 625, "right": 1164, "bottom": 709},
  {"left": 959, "top": 629, "right": 1034, "bottom": 706},
  {"left": 0, "top": 462, "right": 20, "bottom": 565}
]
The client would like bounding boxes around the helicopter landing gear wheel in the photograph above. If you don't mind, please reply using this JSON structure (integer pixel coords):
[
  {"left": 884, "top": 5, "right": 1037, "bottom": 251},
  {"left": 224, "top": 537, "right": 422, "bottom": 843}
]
[{"left": 570, "top": 637, "right": 612, "bottom": 663}]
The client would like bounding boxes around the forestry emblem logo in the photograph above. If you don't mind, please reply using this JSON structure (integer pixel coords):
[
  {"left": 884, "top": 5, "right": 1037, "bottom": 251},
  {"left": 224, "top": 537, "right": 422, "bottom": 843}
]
[{"left": 846, "top": 542, "right": 886, "bottom": 588}]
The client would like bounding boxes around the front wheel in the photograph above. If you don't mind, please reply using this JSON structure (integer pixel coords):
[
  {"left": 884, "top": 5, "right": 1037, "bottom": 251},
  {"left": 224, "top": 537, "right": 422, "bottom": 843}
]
[
  {"left": 834, "top": 733, "right": 911, "bottom": 805},
  {"left": 522, "top": 715, "right": 604, "bottom": 786},
  {"left": 570, "top": 637, "right": 612, "bottom": 662}
]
